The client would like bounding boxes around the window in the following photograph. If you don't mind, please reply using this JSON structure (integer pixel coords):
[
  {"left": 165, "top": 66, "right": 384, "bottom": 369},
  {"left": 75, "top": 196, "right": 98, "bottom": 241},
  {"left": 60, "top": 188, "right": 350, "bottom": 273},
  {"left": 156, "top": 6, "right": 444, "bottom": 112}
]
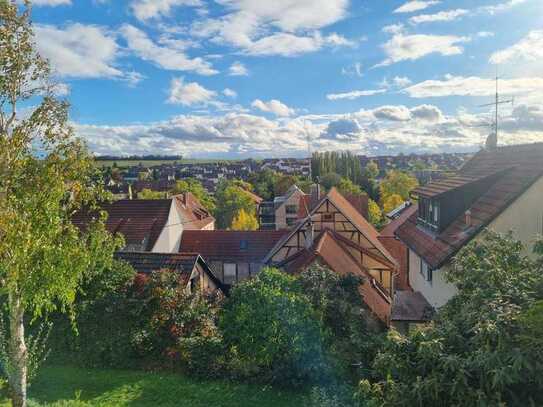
[
  {"left": 420, "top": 260, "right": 432, "bottom": 283},
  {"left": 239, "top": 240, "right": 248, "bottom": 250},
  {"left": 238, "top": 263, "right": 250, "bottom": 281},
  {"left": 223, "top": 263, "right": 237, "bottom": 285},
  {"left": 285, "top": 204, "right": 298, "bottom": 214},
  {"left": 418, "top": 198, "right": 439, "bottom": 232},
  {"left": 322, "top": 213, "right": 334, "bottom": 222},
  {"left": 286, "top": 217, "right": 297, "bottom": 226}
]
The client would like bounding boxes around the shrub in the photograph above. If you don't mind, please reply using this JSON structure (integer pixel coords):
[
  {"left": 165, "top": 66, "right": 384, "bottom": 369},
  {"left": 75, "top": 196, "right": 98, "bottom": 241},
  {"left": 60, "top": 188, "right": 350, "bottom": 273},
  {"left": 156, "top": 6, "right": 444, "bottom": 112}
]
[{"left": 220, "top": 268, "right": 326, "bottom": 386}]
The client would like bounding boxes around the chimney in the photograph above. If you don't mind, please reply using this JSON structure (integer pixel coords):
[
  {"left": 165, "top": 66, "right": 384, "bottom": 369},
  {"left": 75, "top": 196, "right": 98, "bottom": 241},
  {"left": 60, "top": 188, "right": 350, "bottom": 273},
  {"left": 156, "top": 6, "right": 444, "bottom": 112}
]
[
  {"left": 464, "top": 209, "right": 472, "bottom": 227},
  {"left": 305, "top": 222, "right": 314, "bottom": 249}
]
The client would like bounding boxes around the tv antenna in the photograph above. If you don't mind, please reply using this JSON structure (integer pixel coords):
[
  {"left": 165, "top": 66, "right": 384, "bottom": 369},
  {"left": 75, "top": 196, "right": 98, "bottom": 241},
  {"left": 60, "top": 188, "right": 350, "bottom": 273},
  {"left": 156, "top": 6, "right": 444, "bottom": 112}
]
[{"left": 477, "top": 75, "right": 514, "bottom": 148}]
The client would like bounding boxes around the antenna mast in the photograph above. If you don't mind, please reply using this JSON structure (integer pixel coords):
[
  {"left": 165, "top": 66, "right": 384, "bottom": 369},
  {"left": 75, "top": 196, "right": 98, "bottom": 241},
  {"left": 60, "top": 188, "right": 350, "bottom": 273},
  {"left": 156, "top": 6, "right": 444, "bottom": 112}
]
[{"left": 478, "top": 75, "right": 513, "bottom": 148}]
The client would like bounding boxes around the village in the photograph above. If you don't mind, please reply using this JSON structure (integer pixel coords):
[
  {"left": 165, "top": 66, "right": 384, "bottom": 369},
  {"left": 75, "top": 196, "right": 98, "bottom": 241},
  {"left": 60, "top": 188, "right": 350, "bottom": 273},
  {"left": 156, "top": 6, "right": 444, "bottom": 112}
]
[{"left": 1, "top": 0, "right": 542, "bottom": 406}]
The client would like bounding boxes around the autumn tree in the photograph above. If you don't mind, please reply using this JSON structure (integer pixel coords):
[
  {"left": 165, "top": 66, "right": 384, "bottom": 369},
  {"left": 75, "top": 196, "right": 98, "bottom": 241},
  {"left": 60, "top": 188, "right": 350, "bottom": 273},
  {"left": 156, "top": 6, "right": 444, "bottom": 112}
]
[
  {"left": 0, "top": 2, "right": 121, "bottom": 405},
  {"left": 137, "top": 188, "right": 165, "bottom": 199},
  {"left": 230, "top": 208, "right": 259, "bottom": 231},
  {"left": 382, "top": 193, "right": 404, "bottom": 214},
  {"left": 170, "top": 178, "right": 215, "bottom": 212},
  {"left": 368, "top": 199, "right": 383, "bottom": 228},
  {"left": 379, "top": 170, "right": 418, "bottom": 204},
  {"left": 214, "top": 179, "right": 256, "bottom": 229}
]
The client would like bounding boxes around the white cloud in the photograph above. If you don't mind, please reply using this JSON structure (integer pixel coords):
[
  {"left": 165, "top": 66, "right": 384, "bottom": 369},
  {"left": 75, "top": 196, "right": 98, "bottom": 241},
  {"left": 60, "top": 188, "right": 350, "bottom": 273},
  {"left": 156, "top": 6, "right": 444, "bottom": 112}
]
[
  {"left": 120, "top": 24, "right": 217, "bottom": 75},
  {"left": 34, "top": 24, "right": 122, "bottom": 79},
  {"left": 376, "top": 33, "right": 470, "bottom": 67},
  {"left": 168, "top": 77, "right": 217, "bottom": 106},
  {"left": 410, "top": 104, "right": 443, "bottom": 121},
  {"left": 404, "top": 75, "right": 543, "bottom": 97},
  {"left": 477, "top": 31, "right": 495, "bottom": 38},
  {"left": 394, "top": 0, "right": 440, "bottom": 13},
  {"left": 228, "top": 61, "right": 249, "bottom": 76},
  {"left": 223, "top": 88, "right": 237, "bottom": 98},
  {"left": 251, "top": 99, "right": 295, "bottom": 117},
  {"left": 490, "top": 30, "right": 543, "bottom": 64},
  {"left": 341, "top": 62, "right": 363, "bottom": 77},
  {"left": 409, "top": 9, "right": 468, "bottom": 24},
  {"left": 479, "top": 0, "right": 527, "bottom": 15},
  {"left": 327, "top": 89, "right": 386, "bottom": 101},
  {"left": 382, "top": 23, "right": 405, "bottom": 34},
  {"left": 373, "top": 105, "right": 411, "bottom": 121},
  {"left": 131, "top": 0, "right": 202, "bottom": 21},
  {"left": 190, "top": 0, "right": 352, "bottom": 57}
]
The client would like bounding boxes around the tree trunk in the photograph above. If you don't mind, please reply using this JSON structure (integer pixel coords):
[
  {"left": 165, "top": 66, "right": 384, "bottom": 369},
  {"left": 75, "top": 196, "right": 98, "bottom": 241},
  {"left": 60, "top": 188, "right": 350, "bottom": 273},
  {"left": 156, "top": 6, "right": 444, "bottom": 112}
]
[{"left": 8, "top": 293, "right": 27, "bottom": 407}]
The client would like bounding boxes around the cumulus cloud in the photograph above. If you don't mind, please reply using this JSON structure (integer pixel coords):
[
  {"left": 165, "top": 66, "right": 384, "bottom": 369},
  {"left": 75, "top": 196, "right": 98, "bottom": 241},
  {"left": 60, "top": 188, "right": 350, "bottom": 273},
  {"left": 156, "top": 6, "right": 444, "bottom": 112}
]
[
  {"left": 394, "top": 1, "right": 441, "bottom": 13},
  {"left": 323, "top": 118, "right": 362, "bottom": 139},
  {"left": 376, "top": 33, "right": 470, "bottom": 67},
  {"left": 251, "top": 99, "right": 295, "bottom": 117},
  {"left": 409, "top": 9, "right": 468, "bottom": 24},
  {"left": 190, "top": 0, "right": 352, "bottom": 57},
  {"left": 404, "top": 75, "right": 543, "bottom": 98},
  {"left": 229, "top": 61, "right": 249, "bottom": 76},
  {"left": 490, "top": 30, "right": 543, "bottom": 64},
  {"left": 168, "top": 77, "right": 217, "bottom": 106},
  {"left": 131, "top": 0, "right": 202, "bottom": 21},
  {"left": 327, "top": 89, "right": 386, "bottom": 101},
  {"left": 35, "top": 24, "right": 122, "bottom": 79},
  {"left": 410, "top": 104, "right": 444, "bottom": 121},
  {"left": 222, "top": 88, "right": 237, "bottom": 98},
  {"left": 120, "top": 24, "right": 217, "bottom": 75}
]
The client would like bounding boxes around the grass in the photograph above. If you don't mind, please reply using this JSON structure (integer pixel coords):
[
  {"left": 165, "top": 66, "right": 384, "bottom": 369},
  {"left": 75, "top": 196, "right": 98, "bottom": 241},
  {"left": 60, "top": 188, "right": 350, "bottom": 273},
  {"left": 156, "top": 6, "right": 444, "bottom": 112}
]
[{"left": 0, "top": 366, "right": 307, "bottom": 407}]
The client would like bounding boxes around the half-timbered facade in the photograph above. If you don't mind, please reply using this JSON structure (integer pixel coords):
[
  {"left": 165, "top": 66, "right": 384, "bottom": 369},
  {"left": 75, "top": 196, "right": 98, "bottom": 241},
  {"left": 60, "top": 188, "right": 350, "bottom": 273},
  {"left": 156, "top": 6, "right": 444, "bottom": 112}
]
[{"left": 264, "top": 188, "right": 398, "bottom": 324}]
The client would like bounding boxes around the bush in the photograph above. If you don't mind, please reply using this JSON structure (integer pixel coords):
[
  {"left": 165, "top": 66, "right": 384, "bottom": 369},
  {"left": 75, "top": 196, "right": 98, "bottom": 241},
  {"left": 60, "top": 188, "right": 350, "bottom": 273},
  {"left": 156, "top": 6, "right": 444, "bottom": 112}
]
[
  {"left": 220, "top": 268, "right": 327, "bottom": 386},
  {"left": 359, "top": 232, "right": 543, "bottom": 407}
]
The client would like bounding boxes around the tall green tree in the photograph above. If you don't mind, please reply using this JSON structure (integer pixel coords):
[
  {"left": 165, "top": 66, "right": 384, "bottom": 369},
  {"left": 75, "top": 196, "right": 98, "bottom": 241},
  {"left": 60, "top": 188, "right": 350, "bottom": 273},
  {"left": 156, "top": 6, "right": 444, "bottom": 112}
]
[
  {"left": 0, "top": 2, "right": 121, "bottom": 405},
  {"left": 214, "top": 179, "right": 256, "bottom": 229}
]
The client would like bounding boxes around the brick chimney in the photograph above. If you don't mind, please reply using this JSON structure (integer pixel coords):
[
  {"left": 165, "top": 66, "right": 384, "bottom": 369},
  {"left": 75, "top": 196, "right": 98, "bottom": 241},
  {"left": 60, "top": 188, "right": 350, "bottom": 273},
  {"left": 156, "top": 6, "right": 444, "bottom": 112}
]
[{"left": 465, "top": 209, "right": 472, "bottom": 227}]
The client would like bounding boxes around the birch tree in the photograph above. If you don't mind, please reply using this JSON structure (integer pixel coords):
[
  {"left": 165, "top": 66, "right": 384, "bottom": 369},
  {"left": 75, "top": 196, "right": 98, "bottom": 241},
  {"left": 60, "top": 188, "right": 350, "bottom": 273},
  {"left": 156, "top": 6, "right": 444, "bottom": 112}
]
[{"left": 0, "top": 2, "right": 121, "bottom": 405}]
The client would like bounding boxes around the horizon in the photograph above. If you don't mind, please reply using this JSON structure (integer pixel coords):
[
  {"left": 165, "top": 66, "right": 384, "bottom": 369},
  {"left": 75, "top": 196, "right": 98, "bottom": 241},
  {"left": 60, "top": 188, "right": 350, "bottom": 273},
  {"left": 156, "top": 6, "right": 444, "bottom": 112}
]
[{"left": 30, "top": 0, "right": 543, "bottom": 158}]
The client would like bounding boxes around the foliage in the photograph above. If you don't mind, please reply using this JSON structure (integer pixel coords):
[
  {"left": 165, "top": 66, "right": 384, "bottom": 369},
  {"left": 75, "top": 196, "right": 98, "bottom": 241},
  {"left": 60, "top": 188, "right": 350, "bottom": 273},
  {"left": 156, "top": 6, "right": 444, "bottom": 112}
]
[
  {"left": 137, "top": 188, "right": 166, "bottom": 199},
  {"left": 359, "top": 232, "right": 543, "bottom": 407},
  {"left": 337, "top": 178, "right": 364, "bottom": 197},
  {"left": 367, "top": 199, "right": 383, "bottom": 228},
  {"left": 382, "top": 194, "right": 403, "bottom": 214},
  {"left": 319, "top": 173, "right": 342, "bottom": 190},
  {"left": 230, "top": 209, "right": 258, "bottom": 231},
  {"left": 363, "top": 161, "right": 379, "bottom": 180},
  {"left": 312, "top": 152, "right": 363, "bottom": 185},
  {"left": 170, "top": 178, "right": 216, "bottom": 212},
  {"left": 0, "top": 2, "right": 122, "bottom": 405},
  {"left": 214, "top": 179, "right": 257, "bottom": 229},
  {"left": 220, "top": 268, "right": 326, "bottom": 385},
  {"left": 379, "top": 170, "right": 418, "bottom": 203},
  {"left": 247, "top": 169, "right": 278, "bottom": 200}
]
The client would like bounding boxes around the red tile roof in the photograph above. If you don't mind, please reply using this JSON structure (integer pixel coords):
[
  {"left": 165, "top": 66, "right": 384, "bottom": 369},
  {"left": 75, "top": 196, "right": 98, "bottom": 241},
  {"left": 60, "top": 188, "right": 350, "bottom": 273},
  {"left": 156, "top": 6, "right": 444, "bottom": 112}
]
[
  {"left": 73, "top": 199, "right": 172, "bottom": 251},
  {"left": 391, "top": 291, "right": 434, "bottom": 322},
  {"left": 396, "top": 143, "right": 543, "bottom": 268},
  {"left": 174, "top": 193, "right": 215, "bottom": 230},
  {"left": 179, "top": 230, "right": 288, "bottom": 263}
]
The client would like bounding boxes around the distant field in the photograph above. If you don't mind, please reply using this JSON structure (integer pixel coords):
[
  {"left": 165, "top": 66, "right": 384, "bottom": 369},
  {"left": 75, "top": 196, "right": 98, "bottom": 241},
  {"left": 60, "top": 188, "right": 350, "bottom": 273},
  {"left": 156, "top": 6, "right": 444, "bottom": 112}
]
[{"left": 95, "top": 158, "right": 241, "bottom": 168}]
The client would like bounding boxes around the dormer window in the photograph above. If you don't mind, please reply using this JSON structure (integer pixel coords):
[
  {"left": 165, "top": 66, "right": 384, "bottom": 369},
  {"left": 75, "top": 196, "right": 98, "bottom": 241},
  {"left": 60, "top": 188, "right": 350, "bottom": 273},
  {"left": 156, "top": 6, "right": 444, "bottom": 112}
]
[{"left": 418, "top": 197, "right": 440, "bottom": 232}]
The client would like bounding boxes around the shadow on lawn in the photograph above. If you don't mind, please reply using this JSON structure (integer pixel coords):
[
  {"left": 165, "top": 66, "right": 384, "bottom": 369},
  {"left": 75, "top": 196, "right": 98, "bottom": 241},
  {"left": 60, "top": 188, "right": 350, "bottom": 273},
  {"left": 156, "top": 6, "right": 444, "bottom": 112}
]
[{"left": 27, "top": 366, "right": 305, "bottom": 407}]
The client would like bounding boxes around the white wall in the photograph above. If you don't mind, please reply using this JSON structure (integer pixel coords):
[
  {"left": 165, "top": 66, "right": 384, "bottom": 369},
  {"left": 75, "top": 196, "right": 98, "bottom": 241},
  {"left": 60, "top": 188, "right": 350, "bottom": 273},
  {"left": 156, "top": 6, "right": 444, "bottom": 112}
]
[
  {"left": 152, "top": 199, "right": 184, "bottom": 252},
  {"left": 487, "top": 175, "right": 543, "bottom": 256},
  {"left": 408, "top": 249, "right": 457, "bottom": 309}
]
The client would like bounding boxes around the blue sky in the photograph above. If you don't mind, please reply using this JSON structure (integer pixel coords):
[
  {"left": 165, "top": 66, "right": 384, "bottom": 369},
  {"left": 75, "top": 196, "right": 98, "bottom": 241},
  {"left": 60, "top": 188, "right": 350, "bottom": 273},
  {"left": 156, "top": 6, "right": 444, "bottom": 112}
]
[{"left": 31, "top": 0, "right": 543, "bottom": 158}]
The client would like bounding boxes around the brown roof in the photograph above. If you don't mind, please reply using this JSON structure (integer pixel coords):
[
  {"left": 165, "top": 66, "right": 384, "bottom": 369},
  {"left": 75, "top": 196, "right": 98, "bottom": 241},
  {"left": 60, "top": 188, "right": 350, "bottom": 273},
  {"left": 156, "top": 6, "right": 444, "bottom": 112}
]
[
  {"left": 278, "top": 230, "right": 392, "bottom": 324},
  {"left": 179, "top": 230, "right": 288, "bottom": 263},
  {"left": 73, "top": 199, "right": 172, "bottom": 251},
  {"left": 174, "top": 193, "right": 215, "bottom": 230},
  {"left": 115, "top": 251, "right": 223, "bottom": 288},
  {"left": 380, "top": 203, "right": 417, "bottom": 238},
  {"left": 396, "top": 143, "right": 543, "bottom": 268},
  {"left": 391, "top": 291, "right": 434, "bottom": 322}
]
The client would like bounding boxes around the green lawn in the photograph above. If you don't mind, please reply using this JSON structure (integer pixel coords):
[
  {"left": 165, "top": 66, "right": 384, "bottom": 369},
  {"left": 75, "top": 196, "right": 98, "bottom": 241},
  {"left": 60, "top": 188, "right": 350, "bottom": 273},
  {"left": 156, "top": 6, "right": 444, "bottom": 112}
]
[{"left": 1, "top": 366, "right": 307, "bottom": 407}]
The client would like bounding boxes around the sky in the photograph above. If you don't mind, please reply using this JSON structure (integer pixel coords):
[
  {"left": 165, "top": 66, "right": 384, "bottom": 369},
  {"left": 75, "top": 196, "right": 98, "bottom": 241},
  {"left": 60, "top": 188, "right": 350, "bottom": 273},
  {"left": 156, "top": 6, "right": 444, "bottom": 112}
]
[{"left": 29, "top": 0, "right": 543, "bottom": 158}]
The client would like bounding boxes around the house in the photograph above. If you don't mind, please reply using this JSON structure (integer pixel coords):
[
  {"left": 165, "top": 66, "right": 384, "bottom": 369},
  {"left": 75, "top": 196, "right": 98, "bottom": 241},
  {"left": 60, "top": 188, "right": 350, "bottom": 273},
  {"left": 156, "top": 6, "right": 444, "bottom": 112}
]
[
  {"left": 73, "top": 192, "right": 214, "bottom": 253},
  {"left": 264, "top": 187, "right": 398, "bottom": 324},
  {"left": 395, "top": 143, "right": 543, "bottom": 317},
  {"left": 115, "top": 251, "right": 223, "bottom": 295},
  {"left": 179, "top": 230, "right": 288, "bottom": 286}
]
